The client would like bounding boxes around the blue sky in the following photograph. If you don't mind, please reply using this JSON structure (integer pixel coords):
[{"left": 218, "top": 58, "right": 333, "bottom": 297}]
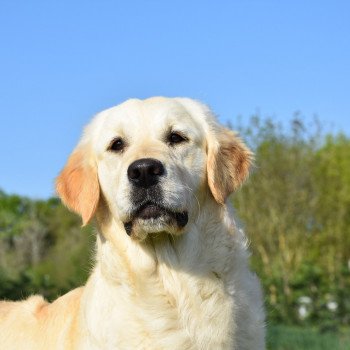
[{"left": 1, "top": 1, "right": 349, "bottom": 198}]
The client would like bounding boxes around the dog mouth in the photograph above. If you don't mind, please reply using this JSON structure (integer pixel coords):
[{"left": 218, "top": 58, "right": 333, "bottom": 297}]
[{"left": 123, "top": 201, "right": 188, "bottom": 236}]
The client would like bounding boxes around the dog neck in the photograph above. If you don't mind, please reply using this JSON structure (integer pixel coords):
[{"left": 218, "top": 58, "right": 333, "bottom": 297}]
[
  {"left": 82, "top": 197, "right": 240, "bottom": 348},
  {"left": 95, "top": 196, "right": 237, "bottom": 284}
]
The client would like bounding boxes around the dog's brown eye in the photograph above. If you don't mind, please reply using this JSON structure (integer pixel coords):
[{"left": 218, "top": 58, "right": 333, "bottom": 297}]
[
  {"left": 168, "top": 132, "right": 187, "bottom": 145},
  {"left": 109, "top": 137, "right": 125, "bottom": 152}
]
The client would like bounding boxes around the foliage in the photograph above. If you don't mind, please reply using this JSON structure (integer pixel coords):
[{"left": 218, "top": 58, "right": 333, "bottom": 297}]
[
  {"left": 233, "top": 116, "right": 350, "bottom": 327},
  {"left": 0, "top": 116, "right": 349, "bottom": 331},
  {"left": 0, "top": 192, "right": 94, "bottom": 301},
  {"left": 267, "top": 325, "right": 350, "bottom": 350}
]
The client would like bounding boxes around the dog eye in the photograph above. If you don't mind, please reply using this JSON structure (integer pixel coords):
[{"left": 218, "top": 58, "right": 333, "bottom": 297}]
[
  {"left": 108, "top": 137, "right": 125, "bottom": 152},
  {"left": 167, "top": 132, "right": 187, "bottom": 145}
]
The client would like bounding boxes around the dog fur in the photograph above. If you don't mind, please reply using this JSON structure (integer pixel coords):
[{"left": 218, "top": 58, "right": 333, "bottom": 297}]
[{"left": 0, "top": 97, "right": 265, "bottom": 349}]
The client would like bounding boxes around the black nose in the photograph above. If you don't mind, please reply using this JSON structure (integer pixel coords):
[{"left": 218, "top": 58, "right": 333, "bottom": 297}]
[{"left": 127, "top": 158, "right": 165, "bottom": 188}]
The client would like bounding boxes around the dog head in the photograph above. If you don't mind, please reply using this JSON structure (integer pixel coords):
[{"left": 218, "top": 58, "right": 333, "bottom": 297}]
[{"left": 56, "top": 97, "right": 252, "bottom": 240}]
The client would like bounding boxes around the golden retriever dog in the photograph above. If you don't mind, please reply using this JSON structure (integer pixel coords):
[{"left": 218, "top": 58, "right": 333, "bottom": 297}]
[{"left": 0, "top": 97, "right": 265, "bottom": 349}]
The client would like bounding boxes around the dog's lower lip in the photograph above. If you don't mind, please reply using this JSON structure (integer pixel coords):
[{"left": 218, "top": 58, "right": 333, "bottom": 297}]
[
  {"left": 175, "top": 212, "right": 188, "bottom": 227},
  {"left": 137, "top": 204, "right": 164, "bottom": 219},
  {"left": 124, "top": 222, "right": 133, "bottom": 236},
  {"left": 125, "top": 202, "right": 188, "bottom": 229}
]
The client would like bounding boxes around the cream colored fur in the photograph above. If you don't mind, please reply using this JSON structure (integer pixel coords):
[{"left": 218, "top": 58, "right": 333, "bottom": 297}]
[{"left": 0, "top": 97, "right": 265, "bottom": 349}]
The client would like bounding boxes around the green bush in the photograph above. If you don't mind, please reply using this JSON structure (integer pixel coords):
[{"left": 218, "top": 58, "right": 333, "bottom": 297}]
[
  {"left": 0, "top": 192, "right": 94, "bottom": 301},
  {"left": 234, "top": 117, "right": 350, "bottom": 327},
  {"left": 0, "top": 117, "right": 349, "bottom": 329}
]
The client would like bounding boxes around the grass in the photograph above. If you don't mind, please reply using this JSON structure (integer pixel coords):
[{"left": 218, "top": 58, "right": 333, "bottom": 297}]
[{"left": 267, "top": 325, "right": 350, "bottom": 350}]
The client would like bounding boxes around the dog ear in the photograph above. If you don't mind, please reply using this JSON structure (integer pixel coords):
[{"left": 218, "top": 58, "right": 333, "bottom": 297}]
[
  {"left": 56, "top": 148, "right": 99, "bottom": 226},
  {"left": 207, "top": 127, "right": 253, "bottom": 204}
]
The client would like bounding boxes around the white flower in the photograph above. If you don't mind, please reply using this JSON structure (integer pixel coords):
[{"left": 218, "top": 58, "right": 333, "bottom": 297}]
[
  {"left": 298, "top": 305, "right": 309, "bottom": 319},
  {"left": 297, "top": 296, "right": 312, "bottom": 320},
  {"left": 298, "top": 296, "right": 312, "bottom": 304},
  {"left": 327, "top": 301, "right": 338, "bottom": 312}
]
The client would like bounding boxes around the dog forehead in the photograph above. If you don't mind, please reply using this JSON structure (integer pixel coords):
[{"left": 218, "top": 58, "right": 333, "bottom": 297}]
[
  {"left": 99, "top": 98, "right": 208, "bottom": 136},
  {"left": 82, "top": 97, "right": 215, "bottom": 157}
]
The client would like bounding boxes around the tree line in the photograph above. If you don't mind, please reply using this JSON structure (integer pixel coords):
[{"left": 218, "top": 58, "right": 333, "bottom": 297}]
[{"left": 0, "top": 117, "right": 349, "bottom": 328}]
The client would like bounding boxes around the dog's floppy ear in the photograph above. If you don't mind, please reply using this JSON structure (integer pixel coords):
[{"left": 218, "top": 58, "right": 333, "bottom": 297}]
[
  {"left": 207, "top": 127, "right": 253, "bottom": 204},
  {"left": 56, "top": 147, "right": 99, "bottom": 226}
]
